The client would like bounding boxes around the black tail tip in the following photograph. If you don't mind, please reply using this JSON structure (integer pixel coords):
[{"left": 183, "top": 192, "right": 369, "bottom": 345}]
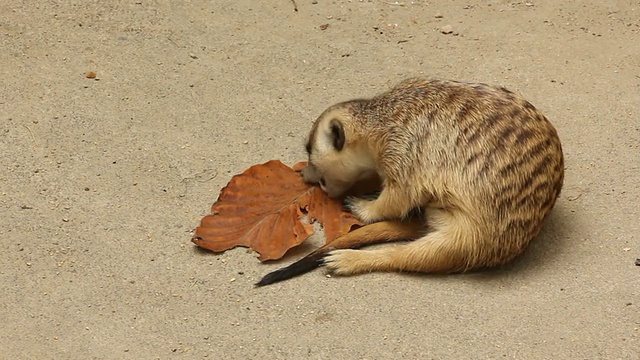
[
  {"left": 254, "top": 253, "right": 325, "bottom": 287},
  {"left": 254, "top": 268, "right": 286, "bottom": 287}
]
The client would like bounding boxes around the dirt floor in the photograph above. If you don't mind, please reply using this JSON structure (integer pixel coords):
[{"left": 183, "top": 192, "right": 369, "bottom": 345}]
[{"left": 1, "top": 0, "right": 639, "bottom": 358}]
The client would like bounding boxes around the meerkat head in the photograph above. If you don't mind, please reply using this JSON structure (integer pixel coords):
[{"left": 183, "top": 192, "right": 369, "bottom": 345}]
[{"left": 301, "top": 103, "right": 377, "bottom": 198}]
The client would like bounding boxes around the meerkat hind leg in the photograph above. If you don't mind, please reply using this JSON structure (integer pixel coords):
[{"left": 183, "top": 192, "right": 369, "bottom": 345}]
[
  {"left": 323, "top": 232, "right": 466, "bottom": 275},
  {"left": 324, "top": 210, "right": 474, "bottom": 275}
]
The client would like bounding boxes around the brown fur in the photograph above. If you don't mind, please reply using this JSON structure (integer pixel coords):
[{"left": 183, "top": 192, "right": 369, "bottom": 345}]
[{"left": 303, "top": 77, "right": 564, "bottom": 276}]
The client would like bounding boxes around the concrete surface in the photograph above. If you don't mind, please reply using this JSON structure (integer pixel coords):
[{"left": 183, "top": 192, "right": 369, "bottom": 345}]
[{"left": 1, "top": 0, "right": 639, "bottom": 358}]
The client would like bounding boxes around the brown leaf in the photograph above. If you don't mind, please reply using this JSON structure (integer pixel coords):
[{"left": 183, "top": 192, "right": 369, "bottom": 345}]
[
  {"left": 192, "top": 160, "right": 362, "bottom": 261},
  {"left": 306, "top": 187, "right": 361, "bottom": 243}
]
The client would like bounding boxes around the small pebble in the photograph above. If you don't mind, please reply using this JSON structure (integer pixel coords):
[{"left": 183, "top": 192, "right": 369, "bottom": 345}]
[
  {"left": 85, "top": 71, "right": 96, "bottom": 79},
  {"left": 635, "top": 259, "right": 640, "bottom": 266},
  {"left": 441, "top": 25, "right": 454, "bottom": 34},
  {"left": 435, "top": 12, "right": 443, "bottom": 18}
]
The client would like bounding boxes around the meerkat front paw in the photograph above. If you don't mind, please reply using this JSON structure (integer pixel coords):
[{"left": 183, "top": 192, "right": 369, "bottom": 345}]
[{"left": 343, "top": 196, "right": 381, "bottom": 224}]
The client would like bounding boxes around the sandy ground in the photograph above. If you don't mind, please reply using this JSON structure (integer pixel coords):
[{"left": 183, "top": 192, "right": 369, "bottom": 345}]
[{"left": 1, "top": 0, "right": 639, "bottom": 358}]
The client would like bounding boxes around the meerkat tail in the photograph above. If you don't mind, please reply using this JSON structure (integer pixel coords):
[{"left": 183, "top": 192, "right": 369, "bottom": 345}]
[
  {"left": 318, "top": 218, "right": 424, "bottom": 251},
  {"left": 254, "top": 251, "right": 325, "bottom": 287},
  {"left": 255, "top": 219, "right": 425, "bottom": 287}
]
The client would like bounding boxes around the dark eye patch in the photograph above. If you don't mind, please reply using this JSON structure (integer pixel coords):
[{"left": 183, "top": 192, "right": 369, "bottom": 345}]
[
  {"left": 305, "top": 142, "right": 312, "bottom": 154},
  {"left": 329, "top": 119, "right": 345, "bottom": 151}
]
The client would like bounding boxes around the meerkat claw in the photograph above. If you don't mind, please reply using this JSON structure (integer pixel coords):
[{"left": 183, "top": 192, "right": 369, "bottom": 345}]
[{"left": 342, "top": 196, "right": 357, "bottom": 212}]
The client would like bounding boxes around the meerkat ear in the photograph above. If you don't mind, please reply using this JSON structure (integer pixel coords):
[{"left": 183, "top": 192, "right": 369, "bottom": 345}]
[{"left": 329, "top": 119, "right": 345, "bottom": 151}]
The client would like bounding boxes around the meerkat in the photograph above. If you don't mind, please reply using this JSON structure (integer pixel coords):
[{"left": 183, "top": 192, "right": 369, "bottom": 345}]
[{"left": 256, "top": 77, "right": 563, "bottom": 286}]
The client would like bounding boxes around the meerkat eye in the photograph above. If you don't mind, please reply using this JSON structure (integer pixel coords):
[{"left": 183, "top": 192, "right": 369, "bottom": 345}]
[
  {"left": 329, "top": 119, "right": 345, "bottom": 151},
  {"left": 305, "top": 142, "right": 312, "bottom": 155},
  {"left": 319, "top": 178, "right": 326, "bottom": 187}
]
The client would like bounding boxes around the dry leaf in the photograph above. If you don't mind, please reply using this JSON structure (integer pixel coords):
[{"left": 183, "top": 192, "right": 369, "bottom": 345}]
[{"left": 192, "top": 160, "right": 361, "bottom": 261}]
